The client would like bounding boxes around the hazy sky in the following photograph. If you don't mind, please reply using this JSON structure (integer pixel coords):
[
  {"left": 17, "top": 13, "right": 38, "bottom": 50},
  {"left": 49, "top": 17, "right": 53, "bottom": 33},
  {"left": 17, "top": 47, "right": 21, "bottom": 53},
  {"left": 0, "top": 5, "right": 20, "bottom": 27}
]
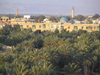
[{"left": 0, "top": 0, "right": 100, "bottom": 16}]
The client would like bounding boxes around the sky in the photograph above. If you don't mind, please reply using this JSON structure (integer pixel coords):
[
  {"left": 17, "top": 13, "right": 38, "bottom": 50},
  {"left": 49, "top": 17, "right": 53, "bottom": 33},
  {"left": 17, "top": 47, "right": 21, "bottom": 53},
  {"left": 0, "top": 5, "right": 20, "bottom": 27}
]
[{"left": 0, "top": 0, "right": 100, "bottom": 16}]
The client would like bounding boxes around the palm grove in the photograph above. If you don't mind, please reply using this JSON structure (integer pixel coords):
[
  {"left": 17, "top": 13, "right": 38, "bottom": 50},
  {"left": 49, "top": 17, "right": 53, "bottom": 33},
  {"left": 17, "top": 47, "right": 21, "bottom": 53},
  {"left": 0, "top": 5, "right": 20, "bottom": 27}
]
[{"left": 0, "top": 25, "right": 100, "bottom": 75}]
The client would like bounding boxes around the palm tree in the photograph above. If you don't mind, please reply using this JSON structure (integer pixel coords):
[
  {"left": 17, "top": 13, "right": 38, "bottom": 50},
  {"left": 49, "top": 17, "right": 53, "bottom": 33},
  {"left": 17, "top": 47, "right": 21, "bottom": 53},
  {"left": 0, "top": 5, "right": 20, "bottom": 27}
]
[
  {"left": 63, "top": 63, "right": 82, "bottom": 75},
  {"left": 31, "top": 60, "right": 55, "bottom": 75},
  {"left": 12, "top": 61, "right": 29, "bottom": 75}
]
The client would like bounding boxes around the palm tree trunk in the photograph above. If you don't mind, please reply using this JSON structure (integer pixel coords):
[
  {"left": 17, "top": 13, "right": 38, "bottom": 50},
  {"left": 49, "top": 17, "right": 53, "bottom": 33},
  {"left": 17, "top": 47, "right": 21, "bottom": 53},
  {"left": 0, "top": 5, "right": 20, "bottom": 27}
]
[
  {"left": 92, "top": 61, "right": 95, "bottom": 73},
  {"left": 83, "top": 63, "right": 87, "bottom": 75}
]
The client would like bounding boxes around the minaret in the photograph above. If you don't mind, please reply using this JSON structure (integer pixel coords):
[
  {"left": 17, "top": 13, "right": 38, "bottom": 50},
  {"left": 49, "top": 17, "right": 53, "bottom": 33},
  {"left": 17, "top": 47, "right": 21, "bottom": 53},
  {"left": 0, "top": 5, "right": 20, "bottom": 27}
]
[
  {"left": 16, "top": 8, "right": 18, "bottom": 16},
  {"left": 72, "top": 6, "right": 74, "bottom": 18}
]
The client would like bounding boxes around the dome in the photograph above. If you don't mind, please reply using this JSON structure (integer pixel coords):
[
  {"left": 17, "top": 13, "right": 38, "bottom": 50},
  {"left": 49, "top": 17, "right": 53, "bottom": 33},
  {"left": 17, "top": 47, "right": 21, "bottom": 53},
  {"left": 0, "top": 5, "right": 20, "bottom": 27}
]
[
  {"left": 60, "top": 17, "right": 69, "bottom": 22},
  {"left": 43, "top": 18, "right": 49, "bottom": 22}
]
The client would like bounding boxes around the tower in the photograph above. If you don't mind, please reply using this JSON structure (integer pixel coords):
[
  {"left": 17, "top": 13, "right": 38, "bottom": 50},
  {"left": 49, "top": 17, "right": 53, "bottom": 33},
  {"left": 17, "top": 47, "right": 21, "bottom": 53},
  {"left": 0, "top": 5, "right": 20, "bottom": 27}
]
[
  {"left": 72, "top": 6, "right": 74, "bottom": 18},
  {"left": 16, "top": 8, "right": 18, "bottom": 16}
]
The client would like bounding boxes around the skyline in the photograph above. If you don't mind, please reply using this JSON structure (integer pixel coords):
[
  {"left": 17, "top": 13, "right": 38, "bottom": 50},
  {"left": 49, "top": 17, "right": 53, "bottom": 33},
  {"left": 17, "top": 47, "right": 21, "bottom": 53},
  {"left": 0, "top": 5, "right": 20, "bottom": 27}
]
[{"left": 0, "top": 0, "right": 100, "bottom": 16}]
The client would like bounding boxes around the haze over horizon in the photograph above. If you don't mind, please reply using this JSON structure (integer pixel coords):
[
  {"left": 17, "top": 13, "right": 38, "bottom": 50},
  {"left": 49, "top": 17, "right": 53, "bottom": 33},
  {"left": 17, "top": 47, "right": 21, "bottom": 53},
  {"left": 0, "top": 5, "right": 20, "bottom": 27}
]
[{"left": 0, "top": 0, "right": 100, "bottom": 16}]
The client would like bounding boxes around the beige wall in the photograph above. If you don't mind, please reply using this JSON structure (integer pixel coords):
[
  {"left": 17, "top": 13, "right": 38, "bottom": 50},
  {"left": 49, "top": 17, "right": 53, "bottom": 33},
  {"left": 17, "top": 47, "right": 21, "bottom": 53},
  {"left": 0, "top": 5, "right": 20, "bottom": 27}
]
[
  {"left": 61, "top": 23, "right": 100, "bottom": 32},
  {"left": 16, "top": 22, "right": 100, "bottom": 32},
  {"left": 0, "top": 17, "right": 9, "bottom": 21},
  {"left": 1, "top": 20, "right": 100, "bottom": 32},
  {"left": 18, "top": 22, "right": 61, "bottom": 32}
]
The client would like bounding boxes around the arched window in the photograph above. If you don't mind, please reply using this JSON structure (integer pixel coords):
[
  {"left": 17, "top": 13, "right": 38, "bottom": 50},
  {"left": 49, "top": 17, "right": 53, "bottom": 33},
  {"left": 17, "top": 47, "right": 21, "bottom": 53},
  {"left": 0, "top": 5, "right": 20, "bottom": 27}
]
[
  {"left": 86, "top": 27, "right": 88, "bottom": 29},
  {"left": 97, "top": 26, "right": 100, "bottom": 31},
  {"left": 27, "top": 25, "right": 29, "bottom": 28},
  {"left": 51, "top": 25, "right": 53, "bottom": 28},
  {"left": 74, "top": 26, "right": 78, "bottom": 31},
  {"left": 68, "top": 26, "right": 70, "bottom": 29},
  {"left": 94, "top": 26, "right": 96, "bottom": 29},
  {"left": 61, "top": 26, "right": 64, "bottom": 30},
  {"left": 20, "top": 25, "right": 23, "bottom": 29},
  {"left": 32, "top": 25, "right": 36, "bottom": 29},
  {"left": 81, "top": 26, "right": 84, "bottom": 29},
  {"left": 43, "top": 24, "right": 46, "bottom": 28},
  {"left": 88, "top": 26, "right": 92, "bottom": 31}
]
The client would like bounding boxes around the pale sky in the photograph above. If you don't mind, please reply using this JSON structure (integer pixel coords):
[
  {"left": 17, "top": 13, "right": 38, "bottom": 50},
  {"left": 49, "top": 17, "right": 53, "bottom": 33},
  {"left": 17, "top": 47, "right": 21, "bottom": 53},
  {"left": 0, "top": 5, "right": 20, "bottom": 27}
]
[{"left": 0, "top": 0, "right": 100, "bottom": 16}]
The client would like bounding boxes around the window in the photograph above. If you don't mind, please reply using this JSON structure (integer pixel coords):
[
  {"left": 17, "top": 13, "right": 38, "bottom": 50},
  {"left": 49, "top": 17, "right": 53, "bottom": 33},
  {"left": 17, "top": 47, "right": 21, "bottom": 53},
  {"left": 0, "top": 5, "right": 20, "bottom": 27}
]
[
  {"left": 32, "top": 25, "right": 36, "bottom": 29},
  {"left": 20, "top": 25, "right": 23, "bottom": 29},
  {"left": 74, "top": 26, "right": 78, "bottom": 31},
  {"left": 97, "top": 26, "right": 100, "bottom": 31},
  {"left": 25, "top": 21, "right": 27, "bottom": 23},
  {"left": 82, "top": 26, "right": 84, "bottom": 29},
  {"left": 27, "top": 25, "right": 29, "bottom": 28},
  {"left": 39, "top": 25, "right": 41, "bottom": 28},
  {"left": 86, "top": 27, "right": 88, "bottom": 29},
  {"left": 88, "top": 26, "right": 92, "bottom": 31},
  {"left": 43, "top": 24, "right": 46, "bottom": 28},
  {"left": 57, "top": 25, "right": 59, "bottom": 29},
  {"left": 94, "top": 26, "right": 96, "bottom": 29},
  {"left": 61, "top": 26, "right": 64, "bottom": 30},
  {"left": 68, "top": 26, "right": 70, "bottom": 29},
  {"left": 51, "top": 25, "right": 53, "bottom": 28}
]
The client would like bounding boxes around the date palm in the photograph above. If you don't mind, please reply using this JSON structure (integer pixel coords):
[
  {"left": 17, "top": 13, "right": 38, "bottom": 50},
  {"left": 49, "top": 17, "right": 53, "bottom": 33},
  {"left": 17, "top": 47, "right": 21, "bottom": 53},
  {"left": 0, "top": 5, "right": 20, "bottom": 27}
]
[
  {"left": 12, "top": 61, "right": 28, "bottom": 75},
  {"left": 63, "top": 63, "right": 82, "bottom": 75},
  {"left": 31, "top": 60, "right": 55, "bottom": 75}
]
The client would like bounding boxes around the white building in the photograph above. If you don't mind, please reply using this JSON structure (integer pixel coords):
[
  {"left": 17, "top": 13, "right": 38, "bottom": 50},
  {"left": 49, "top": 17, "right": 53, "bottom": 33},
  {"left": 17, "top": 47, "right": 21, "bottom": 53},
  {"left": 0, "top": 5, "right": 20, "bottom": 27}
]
[
  {"left": 43, "top": 18, "right": 51, "bottom": 23},
  {"left": 24, "top": 15, "right": 31, "bottom": 19}
]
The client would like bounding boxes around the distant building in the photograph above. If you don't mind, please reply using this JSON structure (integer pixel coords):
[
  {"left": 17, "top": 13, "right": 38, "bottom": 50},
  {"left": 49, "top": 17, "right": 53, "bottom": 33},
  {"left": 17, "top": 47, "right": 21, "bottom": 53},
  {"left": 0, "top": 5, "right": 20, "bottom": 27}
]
[
  {"left": 43, "top": 18, "right": 51, "bottom": 23},
  {"left": 75, "top": 21, "right": 82, "bottom": 24},
  {"left": 11, "top": 17, "right": 26, "bottom": 21},
  {"left": 24, "top": 15, "right": 31, "bottom": 19},
  {"left": 88, "top": 16, "right": 92, "bottom": 18},
  {"left": 0, "top": 16, "right": 9, "bottom": 21},
  {"left": 72, "top": 6, "right": 74, "bottom": 18},
  {"left": 0, "top": 16, "right": 100, "bottom": 32},
  {"left": 16, "top": 8, "right": 18, "bottom": 16}
]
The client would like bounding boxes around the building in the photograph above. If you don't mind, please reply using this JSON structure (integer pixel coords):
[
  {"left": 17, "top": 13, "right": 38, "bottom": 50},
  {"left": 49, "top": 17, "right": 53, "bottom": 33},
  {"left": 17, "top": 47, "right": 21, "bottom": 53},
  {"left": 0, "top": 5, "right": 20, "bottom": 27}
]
[
  {"left": 0, "top": 16, "right": 100, "bottom": 32},
  {"left": 0, "top": 16, "right": 9, "bottom": 21},
  {"left": 9, "top": 17, "right": 100, "bottom": 32},
  {"left": 72, "top": 6, "right": 74, "bottom": 18},
  {"left": 24, "top": 15, "right": 31, "bottom": 19},
  {"left": 43, "top": 18, "right": 51, "bottom": 23},
  {"left": 16, "top": 8, "right": 18, "bottom": 16}
]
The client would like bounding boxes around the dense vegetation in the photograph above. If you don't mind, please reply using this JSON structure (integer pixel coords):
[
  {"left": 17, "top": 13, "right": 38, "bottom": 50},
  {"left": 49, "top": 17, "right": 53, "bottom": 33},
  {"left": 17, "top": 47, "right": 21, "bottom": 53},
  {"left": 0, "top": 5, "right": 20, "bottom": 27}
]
[{"left": 0, "top": 27, "right": 100, "bottom": 75}]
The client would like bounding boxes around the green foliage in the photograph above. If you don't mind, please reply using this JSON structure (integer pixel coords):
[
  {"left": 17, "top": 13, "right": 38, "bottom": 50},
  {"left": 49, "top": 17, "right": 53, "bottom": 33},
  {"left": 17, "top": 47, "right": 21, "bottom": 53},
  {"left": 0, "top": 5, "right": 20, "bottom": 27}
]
[
  {"left": 0, "top": 27, "right": 100, "bottom": 75},
  {"left": 74, "top": 15, "right": 86, "bottom": 21},
  {"left": 0, "top": 35, "right": 6, "bottom": 43},
  {"left": 63, "top": 63, "right": 82, "bottom": 75},
  {"left": 0, "top": 28, "right": 10, "bottom": 35},
  {"left": 31, "top": 60, "right": 55, "bottom": 75},
  {"left": 38, "top": 15, "right": 45, "bottom": 22},
  {"left": 13, "top": 62, "right": 29, "bottom": 75},
  {"left": 92, "top": 14, "right": 100, "bottom": 20},
  {"left": 54, "top": 29, "right": 59, "bottom": 33}
]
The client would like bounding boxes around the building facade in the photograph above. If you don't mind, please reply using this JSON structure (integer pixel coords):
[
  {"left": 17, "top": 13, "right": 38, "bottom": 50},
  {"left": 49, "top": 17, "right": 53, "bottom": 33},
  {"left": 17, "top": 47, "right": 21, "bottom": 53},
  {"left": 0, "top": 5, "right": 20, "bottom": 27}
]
[
  {"left": 0, "top": 16, "right": 100, "bottom": 32},
  {"left": 11, "top": 21, "right": 100, "bottom": 32}
]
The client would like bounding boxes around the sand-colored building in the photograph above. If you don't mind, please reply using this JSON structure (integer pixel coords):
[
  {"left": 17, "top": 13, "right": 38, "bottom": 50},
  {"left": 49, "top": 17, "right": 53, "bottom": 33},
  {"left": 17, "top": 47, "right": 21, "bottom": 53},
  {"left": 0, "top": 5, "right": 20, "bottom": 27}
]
[
  {"left": 10, "top": 21, "right": 100, "bottom": 32},
  {"left": 0, "top": 16, "right": 100, "bottom": 32},
  {"left": 0, "top": 16, "right": 9, "bottom": 21}
]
